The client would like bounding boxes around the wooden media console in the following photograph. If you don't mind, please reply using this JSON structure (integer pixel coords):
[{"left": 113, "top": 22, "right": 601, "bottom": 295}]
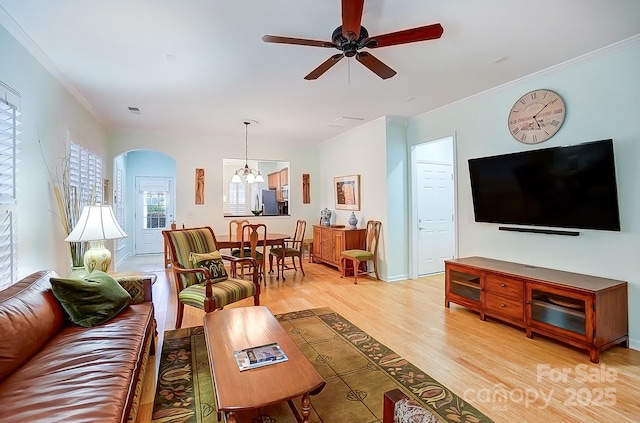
[{"left": 444, "top": 256, "right": 628, "bottom": 363}]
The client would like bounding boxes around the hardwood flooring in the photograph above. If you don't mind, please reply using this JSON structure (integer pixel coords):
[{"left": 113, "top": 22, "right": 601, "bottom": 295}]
[{"left": 124, "top": 254, "right": 640, "bottom": 423}]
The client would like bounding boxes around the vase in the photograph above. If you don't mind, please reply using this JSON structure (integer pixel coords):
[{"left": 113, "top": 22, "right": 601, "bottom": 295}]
[
  {"left": 320, "top": 208, "right": 332, "bottom": 226},
  {"left": 348, "top": 212, "right": 358, "bottom": 229},
  {"left": 69, "top": 266, "right": 88, "bottom": 278}
]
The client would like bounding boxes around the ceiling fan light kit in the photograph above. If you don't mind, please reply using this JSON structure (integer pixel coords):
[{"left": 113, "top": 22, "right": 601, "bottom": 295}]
[{"left": 262, "top": 0, "right": 443, "bottom": 80}]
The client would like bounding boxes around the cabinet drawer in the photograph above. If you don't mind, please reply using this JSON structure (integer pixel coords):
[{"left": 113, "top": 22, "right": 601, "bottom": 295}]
[
  {"left": 486, "top": 293, "right": 523, "bottom": 320},
  {"left": 321, "top": 245, "right": 334, "bottom": 261},
  {"left": 486, "top": 274, "right": 524, "bottom": 299},
  {"left": 321, "top": 232, "right": 333, "bottom": 246}
]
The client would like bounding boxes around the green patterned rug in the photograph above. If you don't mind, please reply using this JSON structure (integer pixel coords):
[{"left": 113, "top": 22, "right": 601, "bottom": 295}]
[{"left": 151, "top": 307, "right": 492, "bottom": 423}]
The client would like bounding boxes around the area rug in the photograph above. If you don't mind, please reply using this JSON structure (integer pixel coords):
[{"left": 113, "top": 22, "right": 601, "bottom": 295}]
[{"left": 151, "top": 307, "right": 492, "bottom": 423}]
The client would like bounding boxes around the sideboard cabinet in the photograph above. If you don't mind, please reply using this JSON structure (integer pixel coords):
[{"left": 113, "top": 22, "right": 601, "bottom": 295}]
[
  {"left": 445, "top": 257, "right": 628, "bottom": 363},
  {"left": 312, "top": 225, "right": 365, "bottom": 275}
]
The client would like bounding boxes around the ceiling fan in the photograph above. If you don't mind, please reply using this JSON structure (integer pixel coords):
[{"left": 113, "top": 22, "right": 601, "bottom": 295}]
[{"left": 262, "top": 0, "right": 444, "bottom": 80}]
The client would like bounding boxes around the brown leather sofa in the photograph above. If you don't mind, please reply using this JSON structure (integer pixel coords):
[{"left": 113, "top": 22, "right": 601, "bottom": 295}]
[{"left": 0, "top": 270, "right": 156, "bottom": 423}]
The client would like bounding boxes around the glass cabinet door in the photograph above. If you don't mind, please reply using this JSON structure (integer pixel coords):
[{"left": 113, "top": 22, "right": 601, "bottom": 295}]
[
  {"left": 446, "top": 266, "right": 483, "bottom": 307},
  {"left": 528, "top": 285, "right": 591, "bottom": 338}
]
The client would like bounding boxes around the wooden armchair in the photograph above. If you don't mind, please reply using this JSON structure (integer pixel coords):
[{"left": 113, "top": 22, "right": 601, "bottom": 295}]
[
  {"left": 269, "top": 219, "right": 306, "bottom": 280},
  {"left": 383, "top": 389, "right": 439, "bottom": 423},
  {"left": 340, "top": 220, "right": 381, "bottom": 284},
  {"left": 232, "top": 223, "right": 268, "bottom": 283},
  {"left": 162, "top": 226, "right": 260, "bottom": 329}
]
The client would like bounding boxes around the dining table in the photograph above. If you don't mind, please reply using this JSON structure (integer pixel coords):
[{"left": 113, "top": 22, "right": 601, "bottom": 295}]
[
  {"left": 215, "top": 232, "right": 290, "bottom": 275},
  {"left": 215, "top": 232, "right": 290, "bottom": 250}
]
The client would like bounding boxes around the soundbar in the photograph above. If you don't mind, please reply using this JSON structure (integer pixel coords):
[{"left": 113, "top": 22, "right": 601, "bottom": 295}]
[{"left": 498, "top": 226, "right": 579, "bottom": 236}]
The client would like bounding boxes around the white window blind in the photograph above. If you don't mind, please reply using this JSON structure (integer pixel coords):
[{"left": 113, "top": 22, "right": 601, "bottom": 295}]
[
  {"left": 0, "top": 98, "right": 18, "bottom": 204},
  {"left": 229, "top": 182, "right": 248, "bottom": 215},
  {"left": 115, "top": 168, "right": 125, "bottom": 250},
  {"left": 0, "top": 82, "right": 20, "bottom": 289},
  {"left": 69, "top": 141, "right": 103, "bottom": 206}
]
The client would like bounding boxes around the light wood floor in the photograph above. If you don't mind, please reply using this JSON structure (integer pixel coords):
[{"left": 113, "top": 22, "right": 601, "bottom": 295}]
[{"left": 124, "top": 254, "right": 640, "bottom": 423}]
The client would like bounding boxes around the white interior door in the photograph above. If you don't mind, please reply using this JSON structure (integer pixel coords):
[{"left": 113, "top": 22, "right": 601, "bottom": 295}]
[
  {"left": 135, "top": 177, "right": 173, "bottom": 255},
  {"left": 417, "top": 162, "right": 454, "bottom": 275}
]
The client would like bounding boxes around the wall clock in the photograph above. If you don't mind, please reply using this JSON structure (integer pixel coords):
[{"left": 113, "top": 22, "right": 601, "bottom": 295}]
[{"left": 508, "top": 89, "right": 566, "bottom": 144}]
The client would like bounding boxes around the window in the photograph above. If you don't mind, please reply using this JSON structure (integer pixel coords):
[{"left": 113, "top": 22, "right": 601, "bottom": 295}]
[
  {"left": 114, "top": 168, "right": 125, "bottom": 251},
  {"left": 69, "top": 141, "right": 103, "bottom": 206},
  {"left": 228, "top": 182, "right": 248, "bottom": 215},
  {"left": 143, "top": 192, "right": 167, "bottom": 229},
  {"left": 0, "top": 82, "right": 19, "bottom": 290}
]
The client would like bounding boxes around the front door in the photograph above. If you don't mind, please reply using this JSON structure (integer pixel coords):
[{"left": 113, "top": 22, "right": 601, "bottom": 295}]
[
  {"left": 417, "top": 162, "right": 454, "bottom": 275},
  {"left": 135, "top": 176, "right": 173, "bottom": 254}
]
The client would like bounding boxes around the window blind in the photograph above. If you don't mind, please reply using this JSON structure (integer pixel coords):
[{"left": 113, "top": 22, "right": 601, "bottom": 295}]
[
  {"left": 229, "top": 182, "right": 248, "bottom": 215},
  {"left": 69, "top": 141, "right": 103, "bottom": 206},
  {"left": 0, "top": 98, "right": 18, "bottom": 204},
  {"left": 0, "top": 83, "right": 19, "bottom": 289}
]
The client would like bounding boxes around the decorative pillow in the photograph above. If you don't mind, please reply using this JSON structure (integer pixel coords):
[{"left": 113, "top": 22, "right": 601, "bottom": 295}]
[
  {"left": 49, "top": 270, "right": 132, "bottom": 328},
  {"left": 190, "top": 251, "right": 229, "bottom": 283}
]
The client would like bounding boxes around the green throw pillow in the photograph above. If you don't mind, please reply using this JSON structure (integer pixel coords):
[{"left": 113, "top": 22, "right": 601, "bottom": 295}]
[
  {"left": 190, "top": 251, "right": 229, "bottom": 283},
  {"left": 50, "top": 270, "right": 132, "bottom": 327}
]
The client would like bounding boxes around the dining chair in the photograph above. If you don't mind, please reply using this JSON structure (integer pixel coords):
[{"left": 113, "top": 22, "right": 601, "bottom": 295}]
[
  {"left": 162, "top": 226, "right": 260, "bottom": 329},
  {"left": 233, "top": 223, "right": 268, "bottom": 283},
  {"left": 340, "top": 220, "right": 382, "bottom": 284},
  {"left": 269, "top": 219, "right": 306, "bottom": 280},
  {"left": 303, "top": 217, "right": 322, "bottom": 263},
  {"left": 228, "top": 219, "right": 250, "bottom": 252}
]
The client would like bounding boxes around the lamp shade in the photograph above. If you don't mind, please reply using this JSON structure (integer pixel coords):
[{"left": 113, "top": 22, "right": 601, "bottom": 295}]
[{"left": 65, "top": 205, "right": 127, "bottom": 242}]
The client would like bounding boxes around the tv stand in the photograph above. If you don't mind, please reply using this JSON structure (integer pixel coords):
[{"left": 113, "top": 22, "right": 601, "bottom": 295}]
[{"left": 445, "top": 257, "right": 628, "bottom": 363}]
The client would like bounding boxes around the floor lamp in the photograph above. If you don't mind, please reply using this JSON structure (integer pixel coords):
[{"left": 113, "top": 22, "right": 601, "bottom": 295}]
[{"left": 65, "top": 205, "right": 127, "bottom": 274}]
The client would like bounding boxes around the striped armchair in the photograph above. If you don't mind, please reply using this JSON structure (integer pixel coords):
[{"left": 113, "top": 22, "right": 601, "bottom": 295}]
[{"left": 162, "top": 226, "right": 260, "bottom": 329}]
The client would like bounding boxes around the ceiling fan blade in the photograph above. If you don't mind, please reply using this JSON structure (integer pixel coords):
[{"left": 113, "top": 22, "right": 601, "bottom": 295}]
[
  {"left": 341, "top": 0, "right": 365, "bottom": 40},
  {"left": 355, "top": 52, "right": 396, "bottom": 79},
  {"left": 304, "top": 54, "right": 344, "bottom": 80},
  {"left": 366, "top": 23, "right": 444, "bottom": 48},
  {"left": 262, "top": 35, "right": 336, "bottom": 48}
]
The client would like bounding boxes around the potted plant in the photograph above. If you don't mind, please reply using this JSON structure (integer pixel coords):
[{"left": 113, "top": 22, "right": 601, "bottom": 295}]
[
  {"left": 40, "top": 138, "right": 92, "bottom": 271},
  {"left": 252, "top": 193, "right": 263, "bottom": 215}
]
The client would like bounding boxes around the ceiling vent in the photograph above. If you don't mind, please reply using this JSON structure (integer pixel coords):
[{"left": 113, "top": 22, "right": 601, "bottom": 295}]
[
  {"left": 328, "top": 116, "right": 364, "bottom": 128},
  {"left": 127, "top": 107, "right": 141, "bottom": 113}
]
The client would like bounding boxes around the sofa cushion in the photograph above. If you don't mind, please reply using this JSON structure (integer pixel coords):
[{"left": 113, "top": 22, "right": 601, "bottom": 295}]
[
  {"left": 190, "top": 250, "right": 228, "bottom": 283},
  {"left": 50, "top": 270, "right": 132, "bottom": 327},
  {"left": 0, "top": 270, "right": 66, "bottom": 382},
  {"left": 0, "top": 302, "right": 154, "bottom": 423}
]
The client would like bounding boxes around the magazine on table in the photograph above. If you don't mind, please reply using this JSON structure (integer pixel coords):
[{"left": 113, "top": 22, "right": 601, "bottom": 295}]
[{"left": 233, "top": 342, "right": 288, "bottom": 371}]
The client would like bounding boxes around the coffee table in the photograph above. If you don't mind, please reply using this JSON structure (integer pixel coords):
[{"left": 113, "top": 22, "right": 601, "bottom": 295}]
[{"left": 203, "top": 306, "right": 326, "bottom": 423}]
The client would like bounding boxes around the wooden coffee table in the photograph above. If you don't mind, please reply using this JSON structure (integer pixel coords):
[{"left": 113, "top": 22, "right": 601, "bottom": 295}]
[{"left": 203, "top": 306, "right": 326, "bottom": 423}]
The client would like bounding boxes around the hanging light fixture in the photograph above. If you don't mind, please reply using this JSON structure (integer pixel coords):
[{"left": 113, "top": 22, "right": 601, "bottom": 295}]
[{"left": 231, "top": 121, "right": 264, "bottom": 184}]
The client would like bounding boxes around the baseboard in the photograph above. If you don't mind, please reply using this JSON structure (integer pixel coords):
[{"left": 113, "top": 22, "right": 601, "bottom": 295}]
[
  {"left": 385, "top": 274, "right": 409, "bottom": 282},
  {"left": 629, "top": 338, "right": 639, "bottom": 352}
]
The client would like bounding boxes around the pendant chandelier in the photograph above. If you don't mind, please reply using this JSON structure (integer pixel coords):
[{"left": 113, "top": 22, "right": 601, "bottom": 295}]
[{"left": 231, "top": 121, "right": 264, "bottom": 184}]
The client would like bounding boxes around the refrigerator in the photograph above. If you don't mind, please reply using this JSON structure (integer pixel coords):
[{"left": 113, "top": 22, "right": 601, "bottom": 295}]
[{"left": 262, "top": 189, "right": 278, "bottom": 215}]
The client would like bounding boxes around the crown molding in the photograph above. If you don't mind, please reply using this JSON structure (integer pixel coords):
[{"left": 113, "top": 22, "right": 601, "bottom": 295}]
[{"left": 0, "top": 6, "right": 106, "bottom": 127}]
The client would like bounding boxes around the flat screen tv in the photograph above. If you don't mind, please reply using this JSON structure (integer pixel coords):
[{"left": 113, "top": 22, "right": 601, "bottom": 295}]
[{"left": 468, "top": 139, "right": 621, "bottom": 231}]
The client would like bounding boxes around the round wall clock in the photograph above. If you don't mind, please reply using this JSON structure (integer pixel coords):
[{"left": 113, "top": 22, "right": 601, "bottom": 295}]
[{"left": 508, "top": 89, "right": 566, "bottom": 144}]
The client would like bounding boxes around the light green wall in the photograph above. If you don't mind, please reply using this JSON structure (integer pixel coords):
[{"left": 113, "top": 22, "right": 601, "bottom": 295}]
[
  {"left": 385, "top": 117, "right": 409, "bottom": 281},
  {"left": 0, "top": 24, "right": 108, "bottom": 277},
  {"left": 407, "top": 37, "right": 640, "bottom": 348}
]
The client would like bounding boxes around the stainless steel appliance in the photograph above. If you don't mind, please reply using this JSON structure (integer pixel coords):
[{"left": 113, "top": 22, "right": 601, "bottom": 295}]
[{"left": 262, "top": 189, "right": 278, "bottom": 215}]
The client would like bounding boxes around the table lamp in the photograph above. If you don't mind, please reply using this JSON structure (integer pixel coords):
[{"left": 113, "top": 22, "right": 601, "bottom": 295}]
[{"left": 65, "top": 205, "right": 127, "bottom": 273}]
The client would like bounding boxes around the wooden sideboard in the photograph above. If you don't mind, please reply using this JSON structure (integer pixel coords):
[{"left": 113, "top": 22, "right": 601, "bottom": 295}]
[
  {"left": 444, "top": 256, "right": 628, "bottom": 363},
  {"left": 312, "top": 225, "right": 365, "bottom": 275}
]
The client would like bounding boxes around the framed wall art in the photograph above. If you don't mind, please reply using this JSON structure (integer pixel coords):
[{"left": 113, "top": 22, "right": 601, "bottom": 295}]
[
  {"left": 334, "top": 174, "right": 360, "bottom": 211},
  {"left": 195, "top": 168, "right": 205, "bottom": 205}
]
